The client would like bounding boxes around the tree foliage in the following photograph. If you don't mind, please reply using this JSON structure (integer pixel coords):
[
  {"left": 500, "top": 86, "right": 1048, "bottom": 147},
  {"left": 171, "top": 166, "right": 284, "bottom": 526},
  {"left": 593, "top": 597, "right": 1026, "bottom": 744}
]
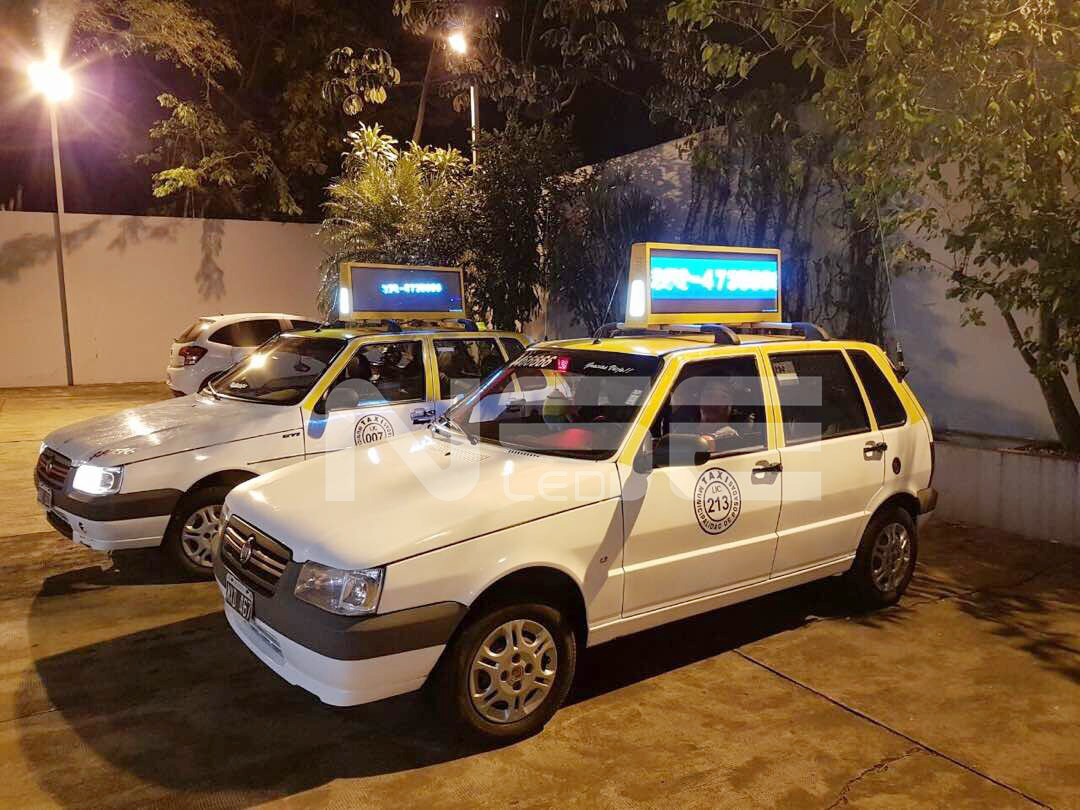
[
  {"left": 670, "top": 0, "right": 1080, "bottom": 448},
  {"left": 317, "top": 125, "right": 472, "bottom": 314}
]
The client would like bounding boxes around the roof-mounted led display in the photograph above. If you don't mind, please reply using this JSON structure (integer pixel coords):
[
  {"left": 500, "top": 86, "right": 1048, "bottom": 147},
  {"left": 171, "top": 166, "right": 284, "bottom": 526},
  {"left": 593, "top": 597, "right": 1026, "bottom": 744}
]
[{"left": 339, "top": 262, "right": 465, "bottom": 321}]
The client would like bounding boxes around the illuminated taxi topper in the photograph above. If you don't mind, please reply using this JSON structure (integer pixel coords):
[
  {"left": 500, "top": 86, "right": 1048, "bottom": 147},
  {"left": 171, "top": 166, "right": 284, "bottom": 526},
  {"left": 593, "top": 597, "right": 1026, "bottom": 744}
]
[
  {"left": 338, "top": 261, "right": 466, "bottom": 321},
  {"left": 624, "top": 243, "right": 781, "bottom": 327}
]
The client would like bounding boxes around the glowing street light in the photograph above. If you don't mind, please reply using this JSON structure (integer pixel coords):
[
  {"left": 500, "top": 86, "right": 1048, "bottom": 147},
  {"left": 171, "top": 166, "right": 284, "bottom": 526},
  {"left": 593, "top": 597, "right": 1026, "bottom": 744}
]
[
  {"left": 28, "top": 58, "right": 74, "bottom": 103},
  {"left": 447, "top": 30, "right": 468, "bottom": 55},
  {"left": 446, "top": 31, "right": 478, "bottom": 165},
  {"left": 28, "top": 56, "right": 75, "bottom": 385}
]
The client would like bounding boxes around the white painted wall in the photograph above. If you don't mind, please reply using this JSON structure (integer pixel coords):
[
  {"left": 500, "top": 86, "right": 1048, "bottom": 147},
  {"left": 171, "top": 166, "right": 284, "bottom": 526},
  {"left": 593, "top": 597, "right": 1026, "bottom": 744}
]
[
  {"left": 549, "top": 138, "right": 1067, "bottom": 442},
  {"left": 0, "top": 212, "right": 324, "bottom": 387}
]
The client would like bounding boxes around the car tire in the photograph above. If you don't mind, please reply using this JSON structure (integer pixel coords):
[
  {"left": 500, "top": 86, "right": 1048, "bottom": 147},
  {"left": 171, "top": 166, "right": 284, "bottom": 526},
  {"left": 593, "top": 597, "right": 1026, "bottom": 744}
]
[
  {"left": 846, "top": 505, "right": 918, "bottom": 609},
  {"left": 433, "top": 602, "right": 577, "bottom": 742},
  {"left": 162, "top": 485, "right": 231, "bottom": 578}
]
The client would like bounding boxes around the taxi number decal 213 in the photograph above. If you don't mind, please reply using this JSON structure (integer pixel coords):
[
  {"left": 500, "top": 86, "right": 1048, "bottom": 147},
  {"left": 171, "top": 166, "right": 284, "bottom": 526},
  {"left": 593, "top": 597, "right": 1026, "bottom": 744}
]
[{"left": 693, "top": 468, "right": 742, "bottom": 535}]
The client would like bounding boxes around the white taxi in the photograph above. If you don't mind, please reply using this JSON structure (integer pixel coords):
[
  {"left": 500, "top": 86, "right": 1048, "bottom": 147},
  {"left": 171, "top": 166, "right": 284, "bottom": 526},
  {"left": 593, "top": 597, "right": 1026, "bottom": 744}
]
[
  {"left": 214, "top": 244, "right": 937, "bottom": 740},
  {"left": 36, "top": 323, "right": 526, "bottom": 574}
]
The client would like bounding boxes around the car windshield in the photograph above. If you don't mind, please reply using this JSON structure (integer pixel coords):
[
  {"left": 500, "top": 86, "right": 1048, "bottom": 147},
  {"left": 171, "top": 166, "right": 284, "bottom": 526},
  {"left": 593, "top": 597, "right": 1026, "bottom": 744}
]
[
  {"left": 212, "top": 335, "right": 345, "bottom": 405},
  {"left": 445, "top": 349, "right": 661, "bottom": 460}
]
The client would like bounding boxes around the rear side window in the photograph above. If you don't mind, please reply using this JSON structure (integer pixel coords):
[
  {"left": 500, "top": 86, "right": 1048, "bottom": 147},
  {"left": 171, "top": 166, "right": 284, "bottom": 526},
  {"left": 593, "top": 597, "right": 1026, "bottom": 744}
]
[
  {"left": 849, "top": 349, "right": 907, "bottom": 428},
  {"left": 499, "top": 337, "right": 527, "bottom": 362},
  {"left": 211, "top": 319, "right": 282, "bottom": 347},
  {"left": 178, "top": 318, "right": 214, "bottom": 342},
  {"left": 435, "top": 338, "right": 504, "bottom": 399},
  {"left": 771, "top": 351, "right": 870, "bottom": 444},
  {"left": 289, "top": 320, "right": 322, "bottom": 331}
]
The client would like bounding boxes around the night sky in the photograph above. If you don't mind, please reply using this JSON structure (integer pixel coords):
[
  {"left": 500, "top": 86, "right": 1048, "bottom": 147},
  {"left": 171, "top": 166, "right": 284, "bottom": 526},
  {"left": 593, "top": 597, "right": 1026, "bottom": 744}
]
[{"left": 0, "top": 31, "right": 673, "bottom": 219}]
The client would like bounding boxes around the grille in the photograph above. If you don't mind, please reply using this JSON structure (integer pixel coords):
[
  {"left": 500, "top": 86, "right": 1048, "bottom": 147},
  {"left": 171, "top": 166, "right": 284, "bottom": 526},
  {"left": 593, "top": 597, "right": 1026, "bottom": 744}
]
[
  {"left": 36, "top": 448, "right": 72, "bottom": 489},
  {"left": 221, "top": 516, "right": 291, "bottom": 595}
]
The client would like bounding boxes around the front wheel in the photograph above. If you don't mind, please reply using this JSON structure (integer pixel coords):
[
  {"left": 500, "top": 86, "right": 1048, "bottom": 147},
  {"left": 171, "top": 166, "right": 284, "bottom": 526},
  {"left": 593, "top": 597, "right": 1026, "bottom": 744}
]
[
  {"left": 434, "top": 603, "right": 577, "bottom": 741},
  {"left": 846, "top": 505, "right": 918, "bottom": 609},
  {"left": 162, "top": 486, "right": 230, "bottom": 577}
]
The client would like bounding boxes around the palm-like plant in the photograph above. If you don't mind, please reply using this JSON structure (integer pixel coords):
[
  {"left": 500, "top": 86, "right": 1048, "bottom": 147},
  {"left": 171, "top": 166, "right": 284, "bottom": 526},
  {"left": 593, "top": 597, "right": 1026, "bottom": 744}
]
[{"left": 317, "top": 124, "right": 472, "bottom": 315}]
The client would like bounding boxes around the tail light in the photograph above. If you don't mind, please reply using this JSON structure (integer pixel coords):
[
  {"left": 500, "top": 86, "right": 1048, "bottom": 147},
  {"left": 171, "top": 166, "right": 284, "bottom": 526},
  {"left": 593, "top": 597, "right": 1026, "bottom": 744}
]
[{"left": 179, "top": 346, "right": 207, "bottom": 366}]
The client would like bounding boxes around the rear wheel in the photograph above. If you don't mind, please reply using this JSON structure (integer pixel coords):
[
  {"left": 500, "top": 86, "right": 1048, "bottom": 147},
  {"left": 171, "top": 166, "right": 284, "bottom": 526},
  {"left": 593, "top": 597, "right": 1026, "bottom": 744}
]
[
  {"left": 434, "top": 602, "right": 576, "bottom": 741},
  {"left": 846, "top": 505, "right": 918, "bottom": 609},
  {"left": 163, "top": 486, "right": 230, "bottom": 577}
]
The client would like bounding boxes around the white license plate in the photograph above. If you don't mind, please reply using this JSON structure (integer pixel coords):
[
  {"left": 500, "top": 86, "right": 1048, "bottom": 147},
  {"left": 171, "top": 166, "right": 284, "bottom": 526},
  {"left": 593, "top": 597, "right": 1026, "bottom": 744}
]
[
  {"left": 36, "top": 485, "right": 52, "bottom": 508},
  {"left": 225, "top": 570, "right": 254, "bottom": 622}
]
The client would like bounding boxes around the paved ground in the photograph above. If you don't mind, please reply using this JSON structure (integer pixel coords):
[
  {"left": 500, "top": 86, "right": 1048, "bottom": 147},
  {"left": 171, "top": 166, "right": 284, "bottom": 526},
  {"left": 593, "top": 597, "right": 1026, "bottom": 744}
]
[{"left": 0, "top": 383, "right": 1077, "bottom": 809}]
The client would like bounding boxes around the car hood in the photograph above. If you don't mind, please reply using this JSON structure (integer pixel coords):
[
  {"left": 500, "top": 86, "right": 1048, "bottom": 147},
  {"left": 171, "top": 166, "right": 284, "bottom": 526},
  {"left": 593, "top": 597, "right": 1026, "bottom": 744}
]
[
  {"left": 44, "top": 393, "right": 300, "bottom": 465},
  {"left": 226, "top": 432, "right": 623, "bottom": 570}
]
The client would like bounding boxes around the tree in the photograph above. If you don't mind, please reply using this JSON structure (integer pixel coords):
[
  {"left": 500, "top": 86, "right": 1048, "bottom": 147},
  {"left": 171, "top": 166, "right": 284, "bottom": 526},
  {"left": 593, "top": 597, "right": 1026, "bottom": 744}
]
[
  {"left": 464, "top": 118, "right": 583, "bottom": 329},
  {"left": 669, "top": 0, "right": 1080, "bottom": 449},
  {"left": 547, "top": 167, "right": 666, "bottom": 333},
  {"left": 317, "top": 125, "right": 472, "bottom": 314}
]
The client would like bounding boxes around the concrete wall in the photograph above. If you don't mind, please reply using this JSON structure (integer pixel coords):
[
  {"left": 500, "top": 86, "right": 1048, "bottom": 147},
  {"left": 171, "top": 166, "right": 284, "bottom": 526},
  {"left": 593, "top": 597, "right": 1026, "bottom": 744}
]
[
  {"left": 933, "top": 441, "right": 1079, "bottom": 545},
  {"left": 552, "top": 138, "right": 1067, "bottom": 442},
  {"left": 0, "top": 212, "right": 324, "bottom": 387}
]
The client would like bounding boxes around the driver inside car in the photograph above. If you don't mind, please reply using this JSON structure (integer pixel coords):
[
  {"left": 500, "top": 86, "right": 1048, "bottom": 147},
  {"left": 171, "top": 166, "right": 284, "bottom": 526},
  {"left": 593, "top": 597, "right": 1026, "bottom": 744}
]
[{"left": 697, "top": 375, "right": 743, "bottom": 452}]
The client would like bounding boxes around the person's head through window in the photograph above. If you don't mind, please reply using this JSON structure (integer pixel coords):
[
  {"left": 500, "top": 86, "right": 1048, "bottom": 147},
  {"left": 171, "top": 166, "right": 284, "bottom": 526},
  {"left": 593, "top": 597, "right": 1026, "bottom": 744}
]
[{"left": 698, "top": 375, "right": 740, "bottom": 448}]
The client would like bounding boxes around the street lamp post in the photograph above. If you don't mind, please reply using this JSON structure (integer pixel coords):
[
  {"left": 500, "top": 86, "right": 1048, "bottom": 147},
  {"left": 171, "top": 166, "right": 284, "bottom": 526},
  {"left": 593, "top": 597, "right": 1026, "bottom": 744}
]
[
  {"left": 447, "top": 31, "right": 479, "bottom": 166},
  {"left": 28, "top": 58, "right": 74, "bottom": 386}
]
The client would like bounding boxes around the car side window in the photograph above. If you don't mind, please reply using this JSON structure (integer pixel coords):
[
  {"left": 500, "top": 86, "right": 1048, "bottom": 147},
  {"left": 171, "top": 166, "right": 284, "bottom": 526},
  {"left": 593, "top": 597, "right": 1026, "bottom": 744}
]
[
  {"left": 289, "top": 320, "right": 322, "bottom": 331},
  {"left": 771, "top": 351, "right": 870, "bottom": 444},
  {"left": 499, "top": 337, "right": 527, "bottom": 362},
  {"left": 323, "top": 340, "right": 425, "bottom": 411},
  {"left": 848, "top": 349, "right": 907, "bottom": 429},
  {"left": 210, "top": 319, "right": 280, "bottom": 347},
  {"left": 650, "top": 355, "right": 768, "bottom": 458},
  {"left": 434, "top": 338, "right": 504, "bottom": 400}
]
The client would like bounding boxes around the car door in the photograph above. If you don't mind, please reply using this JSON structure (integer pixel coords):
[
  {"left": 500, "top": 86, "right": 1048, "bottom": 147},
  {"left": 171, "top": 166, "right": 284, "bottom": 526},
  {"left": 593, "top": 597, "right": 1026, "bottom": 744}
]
[
  {"left": 431, "top": 336, "right": 508, "bottom": 417},
  {"left": 622, "top": 353, "right": 783, "bottom": 616},
  {"left": 302, "top": 337, "right": 432, "bottom": 457},
  {"left": 766, "top": 348, "right": 886, "bottom": 576}
]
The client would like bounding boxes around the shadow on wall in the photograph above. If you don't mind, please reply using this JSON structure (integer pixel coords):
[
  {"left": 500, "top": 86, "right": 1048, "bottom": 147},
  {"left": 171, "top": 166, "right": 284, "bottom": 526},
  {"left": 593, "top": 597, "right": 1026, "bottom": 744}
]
[
  {"left": 894, "top": 270, "right": 1048, "bottom": 438},
  {"left": 198, "top": 219, "right": 226, "bottom": 300},
  {"left": 0, "top": 218, "right": 105, "bottom": 283}
]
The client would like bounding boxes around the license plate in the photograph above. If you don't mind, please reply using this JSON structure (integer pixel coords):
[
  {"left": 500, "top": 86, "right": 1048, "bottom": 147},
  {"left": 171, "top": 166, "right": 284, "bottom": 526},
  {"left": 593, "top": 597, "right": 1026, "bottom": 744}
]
[
  {"left": 225, "top": 570, "right": 254, "bottom": 621},
  {"left": 36, "top": 485, "right": 52, "bottom": 508}
]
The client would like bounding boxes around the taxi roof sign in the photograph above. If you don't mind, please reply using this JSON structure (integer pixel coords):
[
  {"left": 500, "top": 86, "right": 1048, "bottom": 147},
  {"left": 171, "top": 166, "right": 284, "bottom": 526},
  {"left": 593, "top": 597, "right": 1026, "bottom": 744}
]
[
  {"left": 624, "top": 243, "right": 781, "bottom": 327},
  {"left": 339, "top": 261, "right": 465, "bottom": 321}
]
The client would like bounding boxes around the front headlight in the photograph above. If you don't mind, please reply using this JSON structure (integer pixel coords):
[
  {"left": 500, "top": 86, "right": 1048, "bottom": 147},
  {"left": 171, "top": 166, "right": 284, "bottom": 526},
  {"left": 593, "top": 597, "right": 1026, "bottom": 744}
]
[
  {"left": 71, "top": 464, "right": 124, "bottom": 496},
  {"left": 294, "top": 562, "right": 384, "bottom": 616}
]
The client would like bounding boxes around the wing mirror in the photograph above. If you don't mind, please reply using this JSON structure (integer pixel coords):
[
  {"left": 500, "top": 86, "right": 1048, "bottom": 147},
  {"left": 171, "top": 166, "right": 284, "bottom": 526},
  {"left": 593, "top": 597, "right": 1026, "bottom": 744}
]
[{"left": 652, "top": 434, "right": 711, "bottom": 468}]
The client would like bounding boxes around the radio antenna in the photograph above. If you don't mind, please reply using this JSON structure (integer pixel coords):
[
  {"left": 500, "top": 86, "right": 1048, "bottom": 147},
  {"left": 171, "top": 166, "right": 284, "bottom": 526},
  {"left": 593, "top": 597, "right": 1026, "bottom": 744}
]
[{"left": 600, "top": 276, "right": 621, "bottom": 327}]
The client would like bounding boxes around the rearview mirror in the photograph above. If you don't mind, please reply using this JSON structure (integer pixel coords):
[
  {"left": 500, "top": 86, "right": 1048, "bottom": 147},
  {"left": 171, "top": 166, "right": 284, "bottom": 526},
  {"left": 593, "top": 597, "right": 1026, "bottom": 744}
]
[{"left": 652, "top": 434, "right": 711, "bottom": 468}]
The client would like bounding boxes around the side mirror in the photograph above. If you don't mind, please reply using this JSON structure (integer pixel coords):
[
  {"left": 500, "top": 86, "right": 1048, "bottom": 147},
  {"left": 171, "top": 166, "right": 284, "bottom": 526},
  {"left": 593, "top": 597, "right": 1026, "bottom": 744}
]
[
  {"left": 632, "top": 444, "right": 652, "bottom": 475},
  {"left": 653, "top": 434, "right": 711, "bottom": 468}
]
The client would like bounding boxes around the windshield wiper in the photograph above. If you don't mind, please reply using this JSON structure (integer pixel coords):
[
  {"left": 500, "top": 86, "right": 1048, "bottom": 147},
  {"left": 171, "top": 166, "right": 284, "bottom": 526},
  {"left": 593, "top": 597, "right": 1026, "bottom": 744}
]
[
  {"left": 204, "top": 378, "right": 221, "bottom": 400},
  {"left": 431, "top": 413, "right": 478, "bottom": 445}
]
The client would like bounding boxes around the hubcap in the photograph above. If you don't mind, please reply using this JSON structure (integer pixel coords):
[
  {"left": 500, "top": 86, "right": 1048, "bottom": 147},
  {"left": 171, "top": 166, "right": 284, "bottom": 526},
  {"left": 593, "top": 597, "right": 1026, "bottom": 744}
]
[
  {"left": 181, "top": 504, "right": 223, "bottom": 569},
  {"left": 870, "top": 522, "right": 912, "bottom": 593},
  {"left": 469, "top": 619, "right": 558, "bottom": 724}
]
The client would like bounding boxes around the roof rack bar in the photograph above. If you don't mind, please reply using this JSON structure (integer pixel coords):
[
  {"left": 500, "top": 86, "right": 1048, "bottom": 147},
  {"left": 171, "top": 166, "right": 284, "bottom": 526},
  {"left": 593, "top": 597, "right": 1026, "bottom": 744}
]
[
  {"left": 592, "top": 322, "right": 740, "bottom": 345},
  {"left": 735, "top": 321, "right": 830, "bottom": 341}
]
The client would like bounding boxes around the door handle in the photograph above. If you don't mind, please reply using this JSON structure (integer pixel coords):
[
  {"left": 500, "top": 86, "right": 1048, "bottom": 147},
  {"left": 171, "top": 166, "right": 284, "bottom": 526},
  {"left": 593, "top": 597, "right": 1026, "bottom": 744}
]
[
  {"left": 864, "top": 440, "right": 887, "bottom": 455},
  {"left": 411, "top": 407, "right": 435, "bottom": 425},
  {"left": 754, "top": 460, "right": 783, "bottom": 474}
]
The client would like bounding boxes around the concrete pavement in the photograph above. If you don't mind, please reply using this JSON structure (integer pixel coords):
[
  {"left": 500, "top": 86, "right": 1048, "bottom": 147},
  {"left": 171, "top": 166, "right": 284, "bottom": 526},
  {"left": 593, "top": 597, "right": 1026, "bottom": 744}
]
[{"left": 0, "top": 384, "right": 1077, "bottom": 808}]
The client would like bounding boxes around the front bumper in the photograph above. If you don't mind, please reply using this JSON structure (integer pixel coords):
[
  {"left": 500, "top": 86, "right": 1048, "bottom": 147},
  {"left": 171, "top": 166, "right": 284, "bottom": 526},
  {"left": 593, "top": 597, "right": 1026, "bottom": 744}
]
[
  {"left": 222, "top": 599, "right": 443, "bottom": 706},
  {"left": 44, "top": 504, "right": 169, "bottom": 551}
]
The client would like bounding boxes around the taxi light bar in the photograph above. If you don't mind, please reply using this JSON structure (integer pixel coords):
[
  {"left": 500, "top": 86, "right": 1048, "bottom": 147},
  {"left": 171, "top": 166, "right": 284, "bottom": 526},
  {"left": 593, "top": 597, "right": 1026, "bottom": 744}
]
[
  {"left": 339, "top": 261, "right": 465, "bottom": 322},
  {"left": 625, "top": 242, "right": 782, "bottom": 327}
]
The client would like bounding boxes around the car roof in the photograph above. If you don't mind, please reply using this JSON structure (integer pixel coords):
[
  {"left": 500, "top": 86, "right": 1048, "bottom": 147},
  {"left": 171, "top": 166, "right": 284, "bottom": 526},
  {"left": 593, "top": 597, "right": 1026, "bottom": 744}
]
[
  {"left": 199, "top": 312, "right": 314, "bottom": 323},
  {"left": 283, "top": 327, "right": 525, "bottom": 341},
  {"left": 534, "top": 334, "right": 881, "bottom": 357}
]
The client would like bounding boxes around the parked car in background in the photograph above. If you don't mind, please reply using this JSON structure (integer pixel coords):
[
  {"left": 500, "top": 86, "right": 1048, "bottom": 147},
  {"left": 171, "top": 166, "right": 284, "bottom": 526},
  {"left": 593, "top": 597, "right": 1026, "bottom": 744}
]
[
  {"left": 37, "top": 324, "right": 527, "bottom": 575},
  {"left": 167, "top": 313, "right": 321, "bottom": 396}
]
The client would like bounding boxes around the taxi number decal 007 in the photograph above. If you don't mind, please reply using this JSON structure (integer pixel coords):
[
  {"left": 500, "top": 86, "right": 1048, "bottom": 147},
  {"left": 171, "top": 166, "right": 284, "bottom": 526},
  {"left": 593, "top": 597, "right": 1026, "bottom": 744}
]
[
  {"left": 354, "top": 414, "right": 394, "bottom": 446},
  {"left": 693, "top": 468, "right": 742, "bottom": 535}
]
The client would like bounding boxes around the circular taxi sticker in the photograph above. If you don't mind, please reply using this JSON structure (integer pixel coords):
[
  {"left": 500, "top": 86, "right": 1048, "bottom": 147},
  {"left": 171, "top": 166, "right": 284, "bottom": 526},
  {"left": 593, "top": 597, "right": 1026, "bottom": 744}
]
[
  {"left": 693, "top": 468, "right": 742, "bottom": 534},
  {"left": 354, "top": 414, "right": 394, "bottom": 446}
]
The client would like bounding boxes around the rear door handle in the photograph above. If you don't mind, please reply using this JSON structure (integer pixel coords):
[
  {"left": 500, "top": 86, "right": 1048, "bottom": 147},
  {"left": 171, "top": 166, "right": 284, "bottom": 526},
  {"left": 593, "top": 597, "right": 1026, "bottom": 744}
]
[
  {"left": 754, "top": 460, "right": 783, "bottom": 474},
  {"left": 864, "top": 440, "right": 887, "bottom": 455}
]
